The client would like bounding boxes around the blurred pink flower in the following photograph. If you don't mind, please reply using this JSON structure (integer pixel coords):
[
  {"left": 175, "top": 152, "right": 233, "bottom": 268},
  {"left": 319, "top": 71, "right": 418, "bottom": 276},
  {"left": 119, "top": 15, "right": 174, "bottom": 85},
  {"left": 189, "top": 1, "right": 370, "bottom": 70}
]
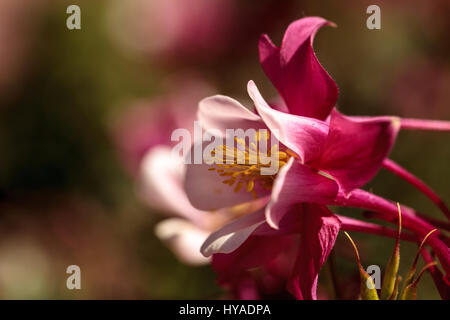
[
  {"left": 0, "top": 0, "right": 44, "bottom": 99},
  {"left": 107, "top": 0, "right": 234, "bottom": 60},
  {"left": 116, "top": 76, "right": 243, "bottom": 266},
  {"left": 140, "top": 145, "right": 217, "bottom": 266},
  {"left": 112, "top": 77, "right": 213, "bottom": 174}
]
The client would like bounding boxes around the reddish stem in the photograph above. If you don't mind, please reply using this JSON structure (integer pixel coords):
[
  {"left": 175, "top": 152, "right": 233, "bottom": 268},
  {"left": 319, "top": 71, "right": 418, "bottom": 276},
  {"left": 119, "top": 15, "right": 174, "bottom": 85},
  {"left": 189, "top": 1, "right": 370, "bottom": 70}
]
[
  {"left": 333, "top": 189, "right": 450, "bottom": 275},
  {"left": 338, "top": 215, "right": 418, "bottom": 243},
  {"left": 421, "top": 249, "right": 450, "bottom": 300},
  {"left": 401, "top": 118, "right": 450, "bottom": 131},
  {"left": 382, "top": 158, "right": 450, "bottom": 221}
]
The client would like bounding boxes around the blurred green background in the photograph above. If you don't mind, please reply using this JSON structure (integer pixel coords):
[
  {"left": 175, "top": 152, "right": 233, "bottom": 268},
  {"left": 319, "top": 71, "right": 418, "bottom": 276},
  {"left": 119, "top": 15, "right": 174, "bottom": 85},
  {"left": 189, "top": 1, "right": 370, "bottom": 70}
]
[{"left": 0, "top": 0, "right": 448, "bottom": 299}]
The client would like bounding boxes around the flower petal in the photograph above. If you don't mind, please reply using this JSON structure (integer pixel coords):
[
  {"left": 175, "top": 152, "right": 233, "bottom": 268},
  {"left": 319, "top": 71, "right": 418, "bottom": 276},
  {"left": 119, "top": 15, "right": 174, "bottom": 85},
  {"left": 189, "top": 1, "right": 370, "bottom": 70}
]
[
  {"left": 200, "top": 210, "right": 266, "bottom": 256},
  {"left": 198, "top": 95, "right": 265, "bottom": 135},
  {"left": 259, "top": 17, "right": 338, "bottom": 120},
  {"left": 212, "top": 233, "right": 297, "bottom": 281},
  {"left": 288, "top": 204, "right": 341, "bottom": 300},
  {"left": 140, "top": 146, "right": 207, "bottom": 225},
  {"left": 155, "top": 218, "right": 210, "bottom": 265},
  {"left": 313, "top": 109, "right": 400, "bottom": 195},
  {"left": 184, "top": 141, "right": 271, "bottom": 211},
  {"left": 266, "top": 157, "right": 339, "bottom": 229},
  {"left": 247, "top": 80, "right": 329, "bottom": 163}
]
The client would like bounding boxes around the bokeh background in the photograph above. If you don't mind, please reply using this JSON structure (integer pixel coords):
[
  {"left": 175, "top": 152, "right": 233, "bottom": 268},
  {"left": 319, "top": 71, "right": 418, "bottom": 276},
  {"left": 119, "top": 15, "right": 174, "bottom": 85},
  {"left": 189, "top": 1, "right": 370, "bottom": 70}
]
[{"left": 0, "top": 0, "right": 448, "bottom": 299}]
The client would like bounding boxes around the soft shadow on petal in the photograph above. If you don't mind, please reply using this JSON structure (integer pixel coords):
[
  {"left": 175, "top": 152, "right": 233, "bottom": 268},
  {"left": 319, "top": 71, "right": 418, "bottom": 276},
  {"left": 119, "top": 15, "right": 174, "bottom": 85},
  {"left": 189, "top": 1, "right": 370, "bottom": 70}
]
[
  {"left": 198, "top": 95, "right": 266, "bottom": 135},
  {"left": 288, "top": 204, "right": 341, "bottom": 300},
  {"left": 248, "top": 81, "right": 329, "bottom": 163},
  {"left": 259, "top": 17, "right": 338, "bottom": 120},
  {"left": 155, "top": 218, "right": 210, "bottom": 265},
  {"left": 312, "top": 109, "right": 400, "bottom": 195},
  {"left": 265, "top": 157, "right": 338, "bottom": 229},
  {"left": 200, "top": 210, "right": 266, "bottom": 256},
  {"left": 140, "top": 146, "right": 207, "bottom": 226},
  {"left": 212, "top": 233, "right": 297, "bottom": 281}
]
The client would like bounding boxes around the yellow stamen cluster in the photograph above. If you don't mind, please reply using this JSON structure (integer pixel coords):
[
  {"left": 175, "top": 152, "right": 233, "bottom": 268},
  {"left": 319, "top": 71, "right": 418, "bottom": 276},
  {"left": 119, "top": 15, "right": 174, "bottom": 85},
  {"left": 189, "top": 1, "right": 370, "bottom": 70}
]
[{"left": 208, "top": 132, "right": 292, "bottom": 199}]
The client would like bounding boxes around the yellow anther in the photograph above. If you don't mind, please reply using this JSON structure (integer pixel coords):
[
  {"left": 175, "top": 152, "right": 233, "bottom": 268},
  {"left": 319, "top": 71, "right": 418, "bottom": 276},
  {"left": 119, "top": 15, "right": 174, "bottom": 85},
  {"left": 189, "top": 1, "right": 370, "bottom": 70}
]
[
  {"left": 220, "top": 172, "right": 235, "bottom": 177},
  {"left": 246, "top": 180, "right": 254, "bottom": 192},
  {"left": 234, "top": 181, "right": 244, "bottom": 193},
  {"left": 211, "top": 137, "right": 293, "bottom": 199},
  {"left": 232, "top": 171, "right": 241, "bottom": 178},
  {"left": 222, "top": 179, "right": 235, "bottom": 186},
  {"left": 278, "top": 152, "right": 287, "bottom": 160}
]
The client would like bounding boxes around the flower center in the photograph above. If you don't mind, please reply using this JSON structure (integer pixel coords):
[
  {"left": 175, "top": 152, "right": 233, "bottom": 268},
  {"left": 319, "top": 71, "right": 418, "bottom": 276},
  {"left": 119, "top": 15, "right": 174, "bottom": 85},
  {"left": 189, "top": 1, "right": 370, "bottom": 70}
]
[{"left": 208, "top": 132, "right": 294, "bottom": 199}]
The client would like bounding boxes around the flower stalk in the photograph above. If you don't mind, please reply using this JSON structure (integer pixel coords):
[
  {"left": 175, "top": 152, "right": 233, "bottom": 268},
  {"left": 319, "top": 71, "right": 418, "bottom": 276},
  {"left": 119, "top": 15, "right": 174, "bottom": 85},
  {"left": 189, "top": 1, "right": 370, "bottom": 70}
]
[
  {"left": 382, "top": 158, "right": 450, "bottom": 220},
  {"left": 333, "top": 189, "right": 450, "bottom": 275},
  {"left": 400, "top": 118, "right": 450, "bottom": 132}
]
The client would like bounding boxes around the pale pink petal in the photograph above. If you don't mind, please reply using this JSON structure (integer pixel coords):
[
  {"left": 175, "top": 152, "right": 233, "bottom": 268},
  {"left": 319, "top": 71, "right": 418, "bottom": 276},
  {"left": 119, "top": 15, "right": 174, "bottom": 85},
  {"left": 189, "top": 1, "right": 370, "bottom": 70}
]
[
  {"left": 266, "top": 157, "right": 339, "bottom": 229},
  {"left": 247, "top": 80, "right": 329, "bottom": 163},
  {"left": 200, "top": 210, "right": 266, "bottom": 256},
  {"left": 184, "top": 146, "right": 271, "bottom": 210},
  {"left": 155, "top": 218, "right": 210, "bottom": 265},
  {"left": 140, "top": 146, "right": 207, "bottom": 225},
  {"left": 259, "top": 17, "right": 338, "bottom": 120},
  {"left": 312, "top": 109, "right": 400, "bottom": 195},
  {"left": 198, "top": 95, "right": 265, "bottom": 135}
]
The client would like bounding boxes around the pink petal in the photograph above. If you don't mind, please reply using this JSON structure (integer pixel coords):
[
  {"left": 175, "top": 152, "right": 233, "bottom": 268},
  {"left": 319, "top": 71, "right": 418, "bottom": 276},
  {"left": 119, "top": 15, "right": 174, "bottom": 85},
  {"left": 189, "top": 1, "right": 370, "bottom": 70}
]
[
  {"left": 230, "top": 275, "right": 260, "bottom": 300},
  {"left": 212, "top": 233, "right": 297, "bottom": 281},
  {"left": 198, "top": 94, "right": 266, "bottom": 135},
  {"left": 266, "top": 157, "right": 339, "bottom": 229},
  {"left": 154, "top": 218, "right": 210, "bottom": 265},
  {"left": 259, "top": 17, "right": 338, "bottom": 120},
  {"left": 200, "top": 210, "right": 266, "bottom": 256},
  {"left": 247, "top": 80, "right": 329, "bottom": 163},
  {"left": 140, "top": 146, "right": 207, "bottom": 226},
  {"left": 312, "top": 109, "right": 400, "bottom": 195},
  {"left": 287, "top": 204, "right": 341, "bottom": 300}
]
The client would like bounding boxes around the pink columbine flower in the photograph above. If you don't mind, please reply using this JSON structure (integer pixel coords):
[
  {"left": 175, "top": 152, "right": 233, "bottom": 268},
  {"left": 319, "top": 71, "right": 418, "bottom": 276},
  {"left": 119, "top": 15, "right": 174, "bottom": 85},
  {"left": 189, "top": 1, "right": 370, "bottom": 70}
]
[{"left": 184, "top": 17, "right": 450, "bottom": 299}]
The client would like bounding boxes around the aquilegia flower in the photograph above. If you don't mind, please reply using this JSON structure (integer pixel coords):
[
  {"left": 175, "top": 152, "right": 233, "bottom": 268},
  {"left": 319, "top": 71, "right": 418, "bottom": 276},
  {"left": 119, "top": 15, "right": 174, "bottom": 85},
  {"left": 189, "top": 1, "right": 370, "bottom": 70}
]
[{"left": 183, "top": 17, "right": 450, "bottom": 299}]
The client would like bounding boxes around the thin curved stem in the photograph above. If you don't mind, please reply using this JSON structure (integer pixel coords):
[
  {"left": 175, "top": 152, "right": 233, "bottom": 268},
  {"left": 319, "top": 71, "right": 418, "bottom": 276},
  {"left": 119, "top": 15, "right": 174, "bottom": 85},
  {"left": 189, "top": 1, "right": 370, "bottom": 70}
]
[
  {"left": 332, "top": 189, "right": 450, "bottom": 275},
  {"left": 362, "top": 209, "right": 450, "bottom": 233},
  {"left": 338, "top": 215, "right": 418, "bottom": 243},
  {"left": 415, "top": 213, "right": 450, "bottom": 232},
  {"left": 401, "top": 118, "right": 450, "bottom": 131},
  {"left": 382, "top": 159, "right": 450, "bottom": 221}
]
